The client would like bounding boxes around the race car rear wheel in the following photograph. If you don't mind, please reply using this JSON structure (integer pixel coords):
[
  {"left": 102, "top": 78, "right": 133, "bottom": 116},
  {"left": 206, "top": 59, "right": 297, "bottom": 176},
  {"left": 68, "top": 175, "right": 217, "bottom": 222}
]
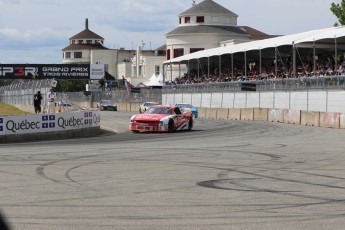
[
  {"left": 168, "top": 119, "right": 174, "bottom": 133},
  {"left": 188, "top": 118, "right": 193, "bottom": 130}
]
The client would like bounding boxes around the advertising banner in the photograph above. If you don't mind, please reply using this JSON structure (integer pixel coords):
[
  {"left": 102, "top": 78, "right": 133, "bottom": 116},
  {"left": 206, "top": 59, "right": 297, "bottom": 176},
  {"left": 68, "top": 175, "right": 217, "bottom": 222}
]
[
  {"left": 90, "top": 64, "right": 105, "bottom": 80},
  {"left": 0, "top": 111, "right": 100, "bottom": 136},
  {"left": 0, "top": 64, "right": 105, "bottom": 80}
]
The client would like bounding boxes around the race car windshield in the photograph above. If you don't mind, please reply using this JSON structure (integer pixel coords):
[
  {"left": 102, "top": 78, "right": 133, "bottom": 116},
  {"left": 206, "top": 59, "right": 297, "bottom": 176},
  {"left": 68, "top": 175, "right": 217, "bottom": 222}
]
[
  {"left": 179, "top": 104, "right": 193, "bottom": 108},
  {"left": 102, "top": 100, "right": 112, "bottom": 104},
  {"left": 146, "top": 102, "right": 158, "bottom": 107},
  {"left": 146, "top": 107, "right": 172, "bottom": 114}
]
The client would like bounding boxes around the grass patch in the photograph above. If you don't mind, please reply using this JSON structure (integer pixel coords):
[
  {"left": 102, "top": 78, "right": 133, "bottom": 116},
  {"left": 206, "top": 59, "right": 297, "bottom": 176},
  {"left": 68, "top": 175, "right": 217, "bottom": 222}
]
[{"left": 0, "top": 103, "right": 30, "bottom": 115}]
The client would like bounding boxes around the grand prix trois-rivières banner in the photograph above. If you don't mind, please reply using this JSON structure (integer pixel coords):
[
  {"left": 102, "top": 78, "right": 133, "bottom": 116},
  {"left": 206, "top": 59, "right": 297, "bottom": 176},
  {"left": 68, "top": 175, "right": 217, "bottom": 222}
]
[{"left": 0, "top": 64, "right": 105, "bottom": 80}]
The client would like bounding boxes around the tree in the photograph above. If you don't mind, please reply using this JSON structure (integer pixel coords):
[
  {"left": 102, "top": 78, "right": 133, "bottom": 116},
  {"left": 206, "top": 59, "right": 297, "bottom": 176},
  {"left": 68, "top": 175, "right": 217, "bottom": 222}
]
[
  {"left": 55, "top": 80, "right": 88, "bottom": 92},
  {"left": 331, "top": 0, "right": 345, "bottom": 26}
]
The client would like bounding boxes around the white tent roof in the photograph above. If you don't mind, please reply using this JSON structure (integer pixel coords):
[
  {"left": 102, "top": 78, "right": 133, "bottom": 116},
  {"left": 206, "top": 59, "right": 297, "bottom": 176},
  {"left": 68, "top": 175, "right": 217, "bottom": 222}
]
[
  {"left": 164, "top": 26, "right": 345, "bottom": 64},
  {"left": 144, "top": 73, "right": 164, "bottom": 86}
]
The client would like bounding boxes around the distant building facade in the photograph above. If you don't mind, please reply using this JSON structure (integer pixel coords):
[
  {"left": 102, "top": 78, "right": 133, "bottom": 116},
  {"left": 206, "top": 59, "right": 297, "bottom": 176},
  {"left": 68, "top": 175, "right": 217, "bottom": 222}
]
[
  {"left": 62, "top": 19, "right": 165, "bottom": 86},
  {"left": 62, "top": 1, "right": 276, "bottom": 86},
  {"left": 165, "top": 0, "right": 276, "bottom": 80}
]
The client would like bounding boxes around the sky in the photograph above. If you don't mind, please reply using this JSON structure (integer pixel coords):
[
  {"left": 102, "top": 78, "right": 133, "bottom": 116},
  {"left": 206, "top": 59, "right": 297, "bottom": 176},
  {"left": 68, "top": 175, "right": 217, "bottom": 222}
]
[{"left": 0, "top": 0, "right": 341, "bottom": 64}]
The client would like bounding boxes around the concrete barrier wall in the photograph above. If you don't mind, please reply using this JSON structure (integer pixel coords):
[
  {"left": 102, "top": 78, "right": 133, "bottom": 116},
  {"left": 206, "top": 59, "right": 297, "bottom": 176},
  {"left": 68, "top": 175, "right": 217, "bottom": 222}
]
[
  {"left": 1, "top": 127, "right": 100, "bottom": 143},
  {"left": 320, "top": 112, "right": 340, "bottom": 129},
  {"left": 217, "top": 108, "right": 229, "bottom": 120},
  {"left": 130, "top": 103, "right": 140, "bottom": 112},
  {"left": 198, "top": 107, "right": 207, "bottom": 119},
  {"left": 228, "top": 108, "right": 241, "bottom": 120},
  {"left": 301, "top": 111, "right": 320, "bottom": 126},
  {"left": 340, "top": 114, "right": 345, "bottom": 129},
  {"left": 268, "top": 109, "right": 284, "bottom": 122},
  {"left": 283, "top": 109, "right": 301, "bottom": 125},
  {"left": 241, "top": 108, "right": 254, "bottom": 121},
  {"left": 117, "top": 103, "right": 125, "bottom": 111},
  {"left": 205, "top": 108, "right": 217, "bottom": 119},
  {"left": 254, "top": 108, "right": 268, "bottom": 122}
]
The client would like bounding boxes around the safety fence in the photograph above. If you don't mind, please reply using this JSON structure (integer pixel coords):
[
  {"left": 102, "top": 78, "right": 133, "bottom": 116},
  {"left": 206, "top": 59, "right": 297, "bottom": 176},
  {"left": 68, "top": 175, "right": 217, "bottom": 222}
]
[
  {"left": 1, "top": 76, "right": 345, "bottom": 114},
  {"left": 162, "top": 76, "right": 345, "bottom": 93}
]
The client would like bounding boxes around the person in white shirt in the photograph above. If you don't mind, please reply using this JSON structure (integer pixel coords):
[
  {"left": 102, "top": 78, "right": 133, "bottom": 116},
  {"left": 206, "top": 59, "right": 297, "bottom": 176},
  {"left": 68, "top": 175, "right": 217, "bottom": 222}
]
[{"left": 47, "top": 88, "right": 56, "bottom": 113}]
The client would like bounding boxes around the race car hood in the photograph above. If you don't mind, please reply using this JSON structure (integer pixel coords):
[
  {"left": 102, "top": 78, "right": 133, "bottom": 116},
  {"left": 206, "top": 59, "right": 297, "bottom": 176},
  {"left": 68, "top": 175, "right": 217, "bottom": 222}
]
[{"left": 133, "top": 113, "right": 169, "bottom": 121}]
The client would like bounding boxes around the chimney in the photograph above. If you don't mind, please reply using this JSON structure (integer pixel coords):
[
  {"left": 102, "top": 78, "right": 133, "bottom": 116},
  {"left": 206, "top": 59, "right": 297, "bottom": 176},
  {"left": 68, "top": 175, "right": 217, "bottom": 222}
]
[
  {"left": 192, "top": 0, "right": 196, "bottom": 6},
  {"left": 85, "top": 18, "right": 89, "bottom": 30}
]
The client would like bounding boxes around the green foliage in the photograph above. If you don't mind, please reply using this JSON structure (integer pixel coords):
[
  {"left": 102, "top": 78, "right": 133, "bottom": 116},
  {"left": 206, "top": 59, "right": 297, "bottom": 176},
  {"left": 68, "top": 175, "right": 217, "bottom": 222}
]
[
  {"left": 0, "top": 80, "right": 13, "bottom": 87},
  {"left": 55, "top": 80, "right": 88, "bottom": 92},
  {"left": 331, "top": 1, "right": 345, "bottom": 26}
]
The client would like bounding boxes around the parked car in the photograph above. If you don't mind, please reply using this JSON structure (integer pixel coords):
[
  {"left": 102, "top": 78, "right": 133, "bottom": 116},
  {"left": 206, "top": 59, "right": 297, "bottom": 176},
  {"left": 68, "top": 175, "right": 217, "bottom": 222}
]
[
  {"left": 175, "top": 103, "right": 199, "bottom": 118},
  {"left": 139, "top": 102, "right": 159, "bottom": 113},
  {"left": 58, "top": 101, "right": 72, "bottom": 107},
  {"left": 130, "top": 105, "right": 194, "bottom": 133},
  {"left": 97, "top": 100, "right": 117, "bottom": 111}
]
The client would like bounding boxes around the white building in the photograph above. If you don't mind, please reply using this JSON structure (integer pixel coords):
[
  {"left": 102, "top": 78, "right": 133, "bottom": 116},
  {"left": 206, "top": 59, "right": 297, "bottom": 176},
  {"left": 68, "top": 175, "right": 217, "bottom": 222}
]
[
  {"left": 165, "top": 0, "right": 275, "bottom": 81},
  {"left": 62, "top": 1, "right": 275, "bottom": 86},
  {"left": 62, "top": 19, "right": 165, "bottom": 86}
]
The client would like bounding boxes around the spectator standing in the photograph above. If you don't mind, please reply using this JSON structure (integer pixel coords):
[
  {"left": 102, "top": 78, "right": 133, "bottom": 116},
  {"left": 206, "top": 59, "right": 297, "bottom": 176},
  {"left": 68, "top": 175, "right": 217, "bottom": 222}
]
[
  {"left": 47, "top": 88, "right": 56, "bottom": 113},
  {"left": 99, "top": 77, "right": 105, "bottom": 91},
  {"left": 33, "top": 91, "right": 43, "bottom": 114}
]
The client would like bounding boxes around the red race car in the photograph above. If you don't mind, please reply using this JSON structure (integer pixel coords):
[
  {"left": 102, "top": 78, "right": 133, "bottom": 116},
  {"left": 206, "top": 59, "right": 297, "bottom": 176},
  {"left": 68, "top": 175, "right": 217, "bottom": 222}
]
[{"left": 129, "top": 105, "right": 194, "bottom": 133}]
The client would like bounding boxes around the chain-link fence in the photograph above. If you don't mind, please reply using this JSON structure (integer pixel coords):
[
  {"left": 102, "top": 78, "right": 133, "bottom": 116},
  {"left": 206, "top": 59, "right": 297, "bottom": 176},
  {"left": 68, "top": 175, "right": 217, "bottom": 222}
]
[
  {"left": 163, "top": 76, "right": 345, "bottom": 93},
  {"left": 0, "top": 79, "right": 52, "bottom": 106},
  {"left": 2, "top": 76, "right": 345, "bottom": 111},
  {"left": 61, "top": 88, "right": 162, "bottom": 106}
]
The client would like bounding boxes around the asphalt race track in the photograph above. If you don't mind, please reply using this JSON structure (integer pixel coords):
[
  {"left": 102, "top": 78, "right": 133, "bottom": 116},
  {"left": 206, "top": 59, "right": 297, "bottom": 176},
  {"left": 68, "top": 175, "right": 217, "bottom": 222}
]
[{"left": 0, "top": 111, "right": 345, "bottom": 230}]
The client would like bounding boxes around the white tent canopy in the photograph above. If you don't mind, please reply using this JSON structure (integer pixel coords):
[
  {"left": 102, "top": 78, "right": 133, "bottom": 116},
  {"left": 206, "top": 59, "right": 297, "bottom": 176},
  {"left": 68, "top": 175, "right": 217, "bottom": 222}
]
[
  {"left": 144, "top": 73, "right": 164, "bottom": 87},
  {"left": 164, "top": 26, "right": 345, "bottom": 64}
]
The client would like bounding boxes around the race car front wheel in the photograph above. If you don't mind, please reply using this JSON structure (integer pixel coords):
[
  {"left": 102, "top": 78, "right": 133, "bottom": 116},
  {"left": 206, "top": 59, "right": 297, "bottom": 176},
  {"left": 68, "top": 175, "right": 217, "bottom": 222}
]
[
  {"left": 168, "top": 120, "right": 174, "bottom": 133},
  {"left": 188, "top": 118, "right": 193, "bottom": 130}
]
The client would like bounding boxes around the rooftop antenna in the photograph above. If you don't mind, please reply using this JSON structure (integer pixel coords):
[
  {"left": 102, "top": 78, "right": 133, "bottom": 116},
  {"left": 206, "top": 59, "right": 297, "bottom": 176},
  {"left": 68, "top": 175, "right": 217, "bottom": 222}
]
[{"left": 85, "top": 18, "right": 89, "bottom": 30}]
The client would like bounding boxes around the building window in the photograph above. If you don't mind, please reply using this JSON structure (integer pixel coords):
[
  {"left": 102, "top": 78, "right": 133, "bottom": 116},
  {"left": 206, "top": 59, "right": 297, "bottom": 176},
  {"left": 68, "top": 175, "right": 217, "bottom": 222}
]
[
  {"left": 179, "top": 17, "right": 182, "bottom": 24},
  {"left": 196, "top": 16, "right": 204, "bottom": 23},
  {"left": 185, "top": 17, "right": 190, "bottom": 23},
  {"left": 155, "top": 65, "right": 160, "bottom": 75},
  {"left": 86, "top": 40, "right": 92, "bottom": 44},
  {"left": 133, "top": 67, "right": 137, "bottom": 77},
  {"left": 74, "top": 52, "right": 82, "bottom": 58},
  {"left": 190, "top": 48, "right": 204, "bottom": 54},
  {"left": 167, "top": 49, "right": 171, "bottom": 60},
  {"left": 71, "top": 40, "right": 75, "bottom": 45},
  {"left": 139, "top": 66, "right": 143, "bottom": 76},
  {"left": 65, "top": 52, "right": 71, "bottom": 58},
  {"left": 78, "top": 40, "right": 83, "bottom": 44},
  {"left": 174, "top": 48, "right": 184, "bottom": 58}
]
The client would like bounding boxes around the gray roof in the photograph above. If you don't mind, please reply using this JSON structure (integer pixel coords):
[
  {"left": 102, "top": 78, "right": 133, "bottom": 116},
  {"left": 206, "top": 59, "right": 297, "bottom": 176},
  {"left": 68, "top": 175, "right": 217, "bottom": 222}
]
[
  {"left": 180, "top": 0, "right": 238, "bottom": 17},
  {"left": 166, "top": 25, "right": 248, "bottom": 36}
]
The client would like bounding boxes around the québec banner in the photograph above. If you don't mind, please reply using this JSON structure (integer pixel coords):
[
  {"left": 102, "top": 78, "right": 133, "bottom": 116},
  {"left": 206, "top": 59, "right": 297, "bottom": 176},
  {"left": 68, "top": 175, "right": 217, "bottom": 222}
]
[
  {"left": 0, "top": 64, "right": 104, "bottom": 80},
  {"left": 0, "top": 111, "right": 100, "bottom": 136}
]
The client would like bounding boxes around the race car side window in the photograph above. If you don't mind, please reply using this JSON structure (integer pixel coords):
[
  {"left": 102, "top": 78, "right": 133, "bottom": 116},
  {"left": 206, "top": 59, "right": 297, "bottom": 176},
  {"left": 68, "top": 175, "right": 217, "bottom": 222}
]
[{"left": 174, "top": 107, "right": 182, "bottom": 115}]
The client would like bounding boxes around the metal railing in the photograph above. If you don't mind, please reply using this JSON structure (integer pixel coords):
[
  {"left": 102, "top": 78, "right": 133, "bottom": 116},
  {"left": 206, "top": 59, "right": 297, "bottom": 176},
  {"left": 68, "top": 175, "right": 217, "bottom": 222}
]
[{"left": 162, "top": 76, "right": 345, "bottom": 94}]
